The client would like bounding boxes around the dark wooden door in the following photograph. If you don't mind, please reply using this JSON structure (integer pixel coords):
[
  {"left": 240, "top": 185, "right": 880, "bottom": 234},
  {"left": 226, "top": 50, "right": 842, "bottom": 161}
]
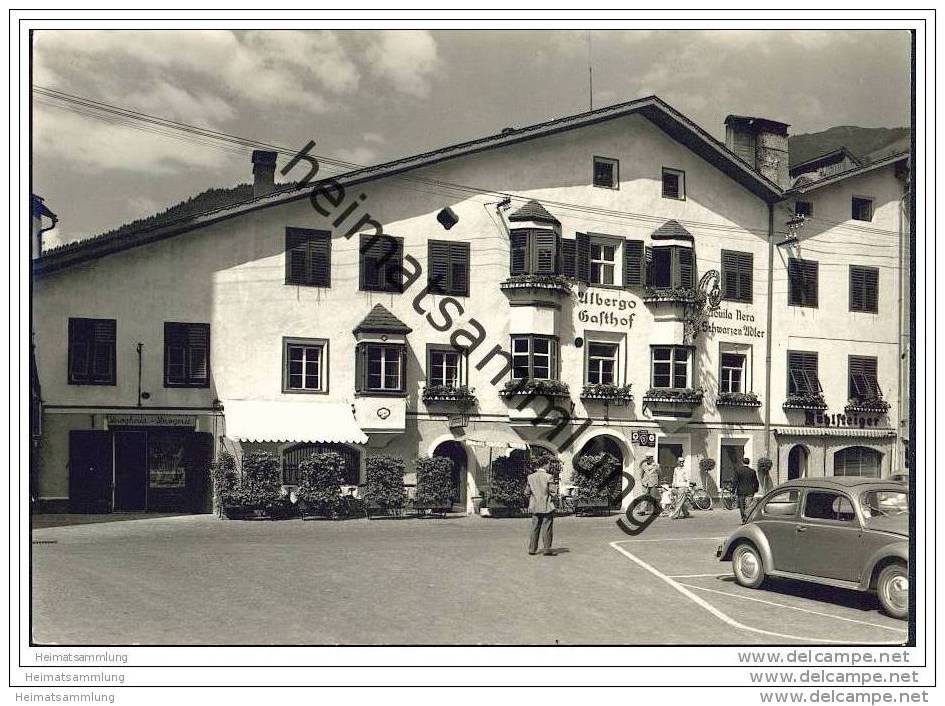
[
  {"left": 68, "top": 430, "right": 113, "bottom": 513},
  {"left": 657, "top": 443, "right": 683, "bottom": 485},
  {"left": 185, "top": 432, "right": 214, "bottom": 513},
  {"left": 114, "top": 431, "right": 148, "bottom": 512}
]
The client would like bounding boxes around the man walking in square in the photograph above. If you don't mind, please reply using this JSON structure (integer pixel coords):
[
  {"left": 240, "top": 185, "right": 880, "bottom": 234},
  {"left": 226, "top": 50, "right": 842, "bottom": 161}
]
[
  {"left": 525, "top": 458, "right": 557, "bottom": 556},
  {"left": 733, "top": 457, "right": 760, "bottom": 522},
  {"left": 639, "top": 452, "right": 661, "bottom": 515}
]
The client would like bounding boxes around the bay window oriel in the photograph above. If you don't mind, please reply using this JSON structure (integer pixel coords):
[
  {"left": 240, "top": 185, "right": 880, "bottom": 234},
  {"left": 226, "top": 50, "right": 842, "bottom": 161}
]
[
  {"left": 511, "top": 335, "right": 558, "bottom": 380},
  {"left": 355, "top": 342, "right": 407, "bottom": 394},
  {"left": 510, "top": 229, "right": 560, "bottom": 275},
  {"left": 647, "top": 245, "right": 695, "bottom": 289}
]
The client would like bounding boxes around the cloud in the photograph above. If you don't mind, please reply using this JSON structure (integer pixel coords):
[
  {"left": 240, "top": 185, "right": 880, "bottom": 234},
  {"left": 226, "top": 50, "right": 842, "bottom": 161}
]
[
  {"left": 333, "top": 145, "right": 378, "bottom": 166},
  {"left": 362, "top": 132, "right": 385, "bottom": 144},
  {"left": 124, "top": 81, "right": 236, "bottom": 124},
  {"left": 364, "top": 30, "right": 439, "bottom": 98}
]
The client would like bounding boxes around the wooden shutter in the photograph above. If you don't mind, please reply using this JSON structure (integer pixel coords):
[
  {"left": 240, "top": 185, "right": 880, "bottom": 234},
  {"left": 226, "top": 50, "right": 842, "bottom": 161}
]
[
  {"left": 534, "top": 230, "right": 557, "bottom": 273},
  {"left": 449, "top": 242, "right": 470, "bottom": 296},
  {"left": 849, "top": 356, "right": 879, "bottom": 398},
  {"left": 510, "top": 230, "right": 528, "bottom": 275},
  {"left": 677, "top": 246, "right": 695, "bottom": 289},
  {"left": 309, "top": 235, "right": 331, "bottom": 287},
  {"left": 70, "top": 318, "right": 115, "bottom": 384},
  {"left": 428, "top": 240, "right": 450, "bottom": 294},
  {"left": 722, "top": 250, "right": 752, "bottom": 302},
  {"left": 354, "top": 343, "right": 366, "bottom": 392},
  {"left": 850, "top": 266, "right": 878, "bottom": 312},
  {"left": 560, "top": 239, "right": 576, "bottom": 278},
  {"left": 788, "top": 351, "right": 819, "bottom": 394},
  {"left": 644, "top": 246, "right": 654, "bottom": 286},
  {"left": 623, "top": 239, "right": 645, "bottom": 287},
  {"left": 789, "top": 258, "right": 818, "bottom": 307},
  {"left": 361, "top": 235, "right": 402, "bottom": 292},
  {"left": 575, "top": 232, "right": 591, "bottom": 283},
  {"left": 286, "top": 228, "right": 330, "bottom": 287},
  {"left": 399, "top": 345, "right": 408, "bottom": 393}
]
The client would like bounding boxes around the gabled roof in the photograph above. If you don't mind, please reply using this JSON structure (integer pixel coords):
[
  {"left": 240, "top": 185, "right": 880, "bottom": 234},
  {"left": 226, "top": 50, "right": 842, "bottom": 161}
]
[
  {"left": 34, "top": 94, "right": 788, "bottom": 276},
  {"left": 650, "top": 219, "right": 694, "bottom": 241},
  {"left": 789, "top": 146, "right": 862, "bottom": 178},
  {"left": 788, "top": 152, "right": 909, "bottom": 195},
  {"left": 353, "top": 304, "right": 413, "bottom": 335},
  {"left": 508, "top": 199, "right": 559, "bottom": 225}
]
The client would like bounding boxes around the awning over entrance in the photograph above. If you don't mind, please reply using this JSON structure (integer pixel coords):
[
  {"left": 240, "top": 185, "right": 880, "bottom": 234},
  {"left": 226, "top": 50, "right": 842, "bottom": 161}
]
[
  {"left": 774, "top": 427, "right": 897, "bottom": 439},
  {"left": 222, "top": 400, "right": 368, "bottom": 445}
]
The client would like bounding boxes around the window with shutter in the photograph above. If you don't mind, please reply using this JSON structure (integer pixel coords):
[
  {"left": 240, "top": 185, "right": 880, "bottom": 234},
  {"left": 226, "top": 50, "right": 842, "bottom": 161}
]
[
  {"left": 561, "top": 239, "right": 577, "bottom": 279},
  {"left": 787, "top": 350, "right": 820, "bottom": 395},
  {"left": 68, "top": 318, "right": 116, "bottom": 385},
  {"left": 428, "top": 240, "right": 470, "bottom": 296},
  {"left": 677, "top": 246, "right": 694, "bottom": 289},
  {"left": 575, "top": 232, "right": 591, "bottom": 283},
  {"left": 285, "top": 228, "right": 331, "bottom": 287},
  {"left": 533, "top": 231, "right": 557, "bottom": 273},
  {"left": 623, "top": 239, "right": 645, "bottom": 287},
  {"left": 164, "top": 322, "right": 210, "bottom": 388},
  {"left": 721, "top": 250, "right": 753, "bottom": 303},
  {"left": 849, "top": 265, "right": 879, "bottom": 313},
  {"left": 852, "top": 197, "right": 873, "bottom": 222},
  {"left": 510, "top": 230, "right": 528, "bottom": 275},
  {"left": 849, "top": 356, "right": 880, "bottom": 400},
  {"left": 662, "top": 168, "right": 685, "bottom": 200},
  {"left": 788, "top": 258, "right": 818, "bottom": 308},
  {"left": 359, "top": 343, "right": 406, "bottom": 393},
  {"left": 649, "top": 246, "right": 694, "bottom": 289},
  {"left": 360, "top": 234, "right": 403, "bottom": 293}
]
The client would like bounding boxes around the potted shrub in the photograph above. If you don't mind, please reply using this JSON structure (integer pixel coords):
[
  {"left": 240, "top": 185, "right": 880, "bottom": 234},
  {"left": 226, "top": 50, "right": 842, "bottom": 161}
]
[
  {"left": 222, "top": 452, "right": 287, "bottom": 519},
  {"left": 414, "top": 456, "right": 455, "bottom": 516},
  {"left": 487, "top": 455, "right": 528, "bottom": 517},
  {"left": 363, "top": 455, "right": 407, "bottom": 518},
  {"left": 296, "top": 451, "right": 346, "bottom": 519},
  {"left": 572, "top": 451, "right": 619, "bottom": 515},
  {"left": 756, "top": 457, "right": 774, "bottom": 493},
  {"left": 211, "top": 452, "right": 239, "bottom": 518}
]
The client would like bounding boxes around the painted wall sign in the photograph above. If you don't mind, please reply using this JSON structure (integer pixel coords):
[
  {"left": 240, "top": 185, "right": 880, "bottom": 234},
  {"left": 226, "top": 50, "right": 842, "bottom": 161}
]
[
  {"left": 631, "top": 430, "right": 657, "bottom": 447},
  {"left": 105, "top": 414, "right": 196, "bottom": 428},
  {"left": 805, "top": 410, "right": 884, "bottom": 429},
  {"left": 448, "top": 414, "right": 467, "bottom": 429},
  {"left": 701, "top": 306, "right": 765, "bottom": 338},
  {"left": 576, "top": 291, "right": 638, "bottom": 329}
]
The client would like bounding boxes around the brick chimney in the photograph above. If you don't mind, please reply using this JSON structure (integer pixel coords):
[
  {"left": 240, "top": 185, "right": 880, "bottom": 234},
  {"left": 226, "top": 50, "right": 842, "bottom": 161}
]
[
  {"left": 251, "top": 150, "right": 277, "bottom": 198},
  {"left": 724, "top": 115, "right": 791, "bottom": 189}
]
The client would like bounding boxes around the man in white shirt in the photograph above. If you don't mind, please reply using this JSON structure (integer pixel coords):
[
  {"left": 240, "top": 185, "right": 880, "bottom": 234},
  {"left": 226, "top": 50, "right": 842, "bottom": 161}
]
[{"left": 671, "top": 457, "right": 691, "bottom": 519}]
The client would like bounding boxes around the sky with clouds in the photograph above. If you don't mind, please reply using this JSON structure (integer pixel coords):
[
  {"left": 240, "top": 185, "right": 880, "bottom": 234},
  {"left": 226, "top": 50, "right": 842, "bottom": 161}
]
[{"left": 32, "top": 29, "right": 911, "bottom": 247}]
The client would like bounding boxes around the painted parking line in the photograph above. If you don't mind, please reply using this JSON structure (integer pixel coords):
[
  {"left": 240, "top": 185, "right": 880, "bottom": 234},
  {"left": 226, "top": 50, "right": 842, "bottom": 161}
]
[
  {"left": 619, "top": 536, "right": 727, "bottom": 543},
  {"left": 667, "top": 573, "right": 728, "bottom": 578},
  {"left": 610, "top": 540, "right": 906, "bottom": 645},
  {"left": 676, "top": 582, "right": 907, "bottom": 633}
]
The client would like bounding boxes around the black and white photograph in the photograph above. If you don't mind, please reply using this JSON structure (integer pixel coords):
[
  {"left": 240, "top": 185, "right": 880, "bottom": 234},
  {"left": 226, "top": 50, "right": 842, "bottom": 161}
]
[{"left": 10, "top": 8, "right": 936, "bottom": 701}]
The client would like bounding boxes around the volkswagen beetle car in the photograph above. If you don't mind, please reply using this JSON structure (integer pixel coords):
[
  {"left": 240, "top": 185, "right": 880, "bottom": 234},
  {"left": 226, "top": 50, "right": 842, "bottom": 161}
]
[{"left": 716, "top": 477, "right": 909, "bottom": 619}]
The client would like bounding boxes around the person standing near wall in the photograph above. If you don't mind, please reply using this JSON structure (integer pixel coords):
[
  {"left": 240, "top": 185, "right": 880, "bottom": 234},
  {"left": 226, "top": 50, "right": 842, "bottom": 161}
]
[
  {"left": 525, "top": 458, "right": 557, "bottom": 556},
  {"left": 733, "top": 457, "right": 760, "bottom": 522},
  {"left": 639, "top": 452, "right": 661, "bottom": 515},
  {"left": 671, "top": 457, "right": 691, "bottom": 519}
]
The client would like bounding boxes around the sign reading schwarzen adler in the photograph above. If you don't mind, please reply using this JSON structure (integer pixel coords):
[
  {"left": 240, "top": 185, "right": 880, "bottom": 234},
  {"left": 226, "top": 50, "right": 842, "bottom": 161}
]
[{"left": 701, "top": 306, "right": 766, "bottom": 339}]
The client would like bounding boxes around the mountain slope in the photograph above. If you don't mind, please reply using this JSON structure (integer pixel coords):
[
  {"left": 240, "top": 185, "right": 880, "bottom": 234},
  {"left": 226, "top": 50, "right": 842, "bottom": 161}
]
[{"left": 788, "top": 126, "right": 910, "bottom": 167}]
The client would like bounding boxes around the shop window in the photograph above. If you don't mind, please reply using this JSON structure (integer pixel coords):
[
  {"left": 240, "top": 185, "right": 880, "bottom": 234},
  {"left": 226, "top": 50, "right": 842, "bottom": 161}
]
[
  {"left": 834, "top": 446, "right": 882, "bottom": 478},
  {"left": 586, "top": 341, "right": 619, "bottom": 385},
  {"left": 787, "top": 350, "right": 821, "bottom": 396},
  {"left": 164, "top": 322, "right": 210, "bottom": 388},
  {"left": 651, "top": 346, "right": 691, "bottom": 389},
  {"left": 68, "top": 317, "right": 116, "bottom": 385},
  {"left": 282, "top": 442, "right": 361, "bottom": 486},
  {"left": 662, "top": 168, "right": 685, "bottom": 200},
  {"left": 283, "top": 338, "right": 327, "bottom": 393},
  {"left": 794, "top": 201, "right": 813, "bottom": 218},
  {"left": 148, "top": 429, "right": 189, "bottom": 489},
  {"left": 852, "top": 196, "right": 873, "bottom": 222},
  {"left": 360, "top": 234, "right": 404, "bottom": 293},
  {"left": 849, "top": 265, "right": 879, "bottom": 313},
  {"left": 788, "top": 257, "right": 818, "bottom": 308},
  {"left": 648, "top": 245, "right": 695, "bottom": 289},
  {"left": 427, "top": 346, "right": 462, "bottom": 387},
  {"left": 720, "top": 353, "right": 746, "bottom": 394},
  {"left": 848, "top": 356, "right": 881, "bottom": 401},
  {"left": 511, "top": 335, "right": 558, "bottom": 381},
  {"left": 428, "top": 240, "right": 470, "bottom": 297},
  {"left": 593, "top": 156, "right": 619, "bottom": 189},
  {"left": 285, "top": 227, "right": 331, "bottom": 287},
  {"left": 590, "top": 236, "right": 620, "bottom": 285},
  {"left": 356, "top": 343, "right": 406, "bottom": 393},
  {"left": 721, "top": 249, "right": 753, "bottom": 303}
]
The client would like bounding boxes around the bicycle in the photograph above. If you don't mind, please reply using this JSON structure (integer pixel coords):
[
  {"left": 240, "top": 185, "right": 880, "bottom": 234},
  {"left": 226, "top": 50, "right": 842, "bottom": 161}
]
[
  {"left": 719, "top": 481, "right": 737, "bottom": 511},
  {"left": 688, "top": 482, "right": 713, "bottom": 511}
]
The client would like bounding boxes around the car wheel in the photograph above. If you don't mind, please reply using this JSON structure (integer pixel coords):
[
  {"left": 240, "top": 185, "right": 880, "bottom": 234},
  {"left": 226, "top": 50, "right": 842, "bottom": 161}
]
[
  {"left": 732, "top": 543, "right": 765, "bottom": 589},
  {"left": 876, "top": 563, "right": 908, "bottom": 620}
]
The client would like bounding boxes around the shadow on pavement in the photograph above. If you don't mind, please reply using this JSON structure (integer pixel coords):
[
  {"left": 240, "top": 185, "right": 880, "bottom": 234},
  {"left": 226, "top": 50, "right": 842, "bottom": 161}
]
[
  {"left": 31, "top": 513, "right": 202, "bottom": 529},
  {"left": 715, "top": 574, "right": 882, "bottom": 613}
]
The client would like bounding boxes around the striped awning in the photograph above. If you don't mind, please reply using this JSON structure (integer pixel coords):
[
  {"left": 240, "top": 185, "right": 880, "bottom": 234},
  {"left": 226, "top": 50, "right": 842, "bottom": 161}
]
[
  {"left": 222, "top": 400, "right": 368, "bottom": 444},
  {"left": 774, "top": 427, "right": 897, "bottom": 439}
]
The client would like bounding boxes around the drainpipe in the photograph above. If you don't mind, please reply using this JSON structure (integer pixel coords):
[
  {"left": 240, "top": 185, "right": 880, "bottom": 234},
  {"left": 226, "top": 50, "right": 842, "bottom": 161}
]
[
  {"left": 763, "top": 204, "right": 775, "bottom": 461},
  {"left": 136, "top": 342, "right": 143, "bottom": 407},
  {"left": 895, "top": 184, "right": 906, "bottom": 474}
]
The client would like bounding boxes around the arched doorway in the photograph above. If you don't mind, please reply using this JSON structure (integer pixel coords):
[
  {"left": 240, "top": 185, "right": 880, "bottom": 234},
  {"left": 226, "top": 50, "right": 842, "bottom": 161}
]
[
  {"left": 573, "top": 435, "right": 625, "bottom": 509},
  {"left": 834, "top": 446, "right": 882, "bottom": 477},
  {"left": 432, "top": 440, "right": 467, "bottom": 509},
  {"left": 787, "top": 445, "right": 809, "bottom": 481}
]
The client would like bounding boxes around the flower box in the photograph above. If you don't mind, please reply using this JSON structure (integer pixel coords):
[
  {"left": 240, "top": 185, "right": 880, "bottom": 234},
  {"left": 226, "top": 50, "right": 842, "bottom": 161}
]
[
  {"left": 783, "top": 394, "right": 828, "bottom": 411},
  {"left": 642, "top": 388, "right": 704, "bottom": 406},
  {"left": 500, "top": 274, "right": 573, "bottom": 295},
  {"left": 421, "top": 385, "right": 477, "bottom": 406},
  {"left": 717, "top": 391, "right": 762, "bottom": 408},
  {"left": 844, "top": 398, "right": 891, "bottom": 414},
  {"left": 580, "top": 383, "right": 633, "bottom": 404},
  {"left": 500, "top": 379, "right": 571, "bottom": 399},
  {"left": 642, "top": 287, "right": 698, "bottom": 304}
]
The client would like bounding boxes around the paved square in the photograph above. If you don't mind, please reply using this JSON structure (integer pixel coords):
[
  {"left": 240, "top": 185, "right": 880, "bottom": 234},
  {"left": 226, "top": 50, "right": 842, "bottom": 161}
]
[{"left": 31, "top": 510, "right": 906, "bottom": 645}]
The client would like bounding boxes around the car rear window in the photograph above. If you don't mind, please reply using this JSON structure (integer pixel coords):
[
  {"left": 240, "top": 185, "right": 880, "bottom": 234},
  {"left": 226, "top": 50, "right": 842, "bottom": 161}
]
[
  {"left": 803, "top": 491, "right": 857, "bottom": 522},
  {"left": 762, "top": 490, "right": 799, "bottom": 517}
]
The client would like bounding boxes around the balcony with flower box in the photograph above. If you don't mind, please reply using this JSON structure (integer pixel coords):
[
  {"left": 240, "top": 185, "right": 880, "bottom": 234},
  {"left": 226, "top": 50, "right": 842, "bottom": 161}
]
[
  {"left": 782, "top": 393, "right": 828, "bottom": 412},
  {"left": 500, "top": 273, "right": 574, "bottom": 297},
  {"left": 580, "top": 383, "right": 633, "bottom": 406},
  {"left": 499, "top": 378, "right": 570, "bottom": 400},
  {"left": 421, "top": 384, "right": 477, "bottom": 408},
  {"left": 844, "top": 397, "right": 891, "bottom": 415},
  {"left": 642, "top": 387, "right": 704, "bottom": 418},
  {"left": 716, "top": 391, "right": 762, "bottom": 408}
]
